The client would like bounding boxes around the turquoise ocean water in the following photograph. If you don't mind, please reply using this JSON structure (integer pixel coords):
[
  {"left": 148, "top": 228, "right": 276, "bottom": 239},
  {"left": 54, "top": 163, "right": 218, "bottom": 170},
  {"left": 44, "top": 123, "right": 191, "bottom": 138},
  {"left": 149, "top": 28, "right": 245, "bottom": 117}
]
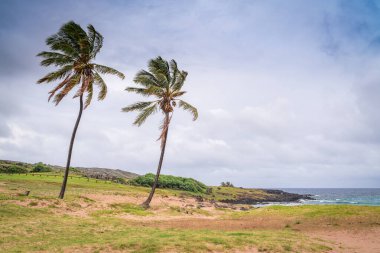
[{"left": 280, "top": 188, "right": 380, "bottom": 206}]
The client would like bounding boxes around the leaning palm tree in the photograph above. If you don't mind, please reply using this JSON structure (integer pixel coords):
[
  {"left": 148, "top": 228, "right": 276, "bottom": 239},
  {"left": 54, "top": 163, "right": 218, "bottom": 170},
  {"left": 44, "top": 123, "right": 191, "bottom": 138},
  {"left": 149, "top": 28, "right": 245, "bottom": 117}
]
[
  {"left": 37, "top": 21, "right": 125, "bottom": 199},
  {"left": 123, "top": 56, "right": 198, "bottom": 208}
]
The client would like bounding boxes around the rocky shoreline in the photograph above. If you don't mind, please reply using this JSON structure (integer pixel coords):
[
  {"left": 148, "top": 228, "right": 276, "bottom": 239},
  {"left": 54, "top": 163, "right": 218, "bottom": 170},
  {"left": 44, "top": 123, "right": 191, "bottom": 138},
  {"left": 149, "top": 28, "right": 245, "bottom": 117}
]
[{"left": 220, "top": 189, "right": 314, "bottom": 205}]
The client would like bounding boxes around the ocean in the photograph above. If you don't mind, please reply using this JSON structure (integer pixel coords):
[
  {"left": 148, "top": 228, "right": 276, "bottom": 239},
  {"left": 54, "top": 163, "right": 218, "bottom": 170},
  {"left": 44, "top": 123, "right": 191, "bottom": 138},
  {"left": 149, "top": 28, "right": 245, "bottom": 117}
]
[{"left": 279, "top": 188, "right": 380, "bottom": 206}]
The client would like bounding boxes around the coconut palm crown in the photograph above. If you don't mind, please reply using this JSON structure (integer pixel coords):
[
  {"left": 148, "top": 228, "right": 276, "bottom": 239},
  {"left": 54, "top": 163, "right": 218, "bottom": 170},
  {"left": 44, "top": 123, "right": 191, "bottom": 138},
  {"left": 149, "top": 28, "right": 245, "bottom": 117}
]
[
  {"left": 122, "top": 56, "right": 197, "bottom": 130},
  {"left": 122, "top": 56, "right": 198, "bottom": 207},
  {"left": 37, "top": 21, "right": 125, "bottom": 108}
]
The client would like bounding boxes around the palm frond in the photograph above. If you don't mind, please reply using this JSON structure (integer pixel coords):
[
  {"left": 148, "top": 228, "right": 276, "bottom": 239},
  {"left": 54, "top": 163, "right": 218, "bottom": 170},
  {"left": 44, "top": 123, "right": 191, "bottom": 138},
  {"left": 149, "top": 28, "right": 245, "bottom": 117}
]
[
  {"left": 37, "top": 51, "right": 74, "bottom": 62},
  {"left": 52, "top": 74, "right": 81, "bottom": 105},
  {"left": 87, "top": 24, "right": 103, "bottom": 58},
  {"left": 84, "top": 81, "right": 93, "bottom": 109},
  {"left": 60, "top": 21, "right": 88, "bottom": 54},
  {"left": 37, "top": 65, "right": 73, "bottom": 84},
  {"left": 126, "top": 86, "right": 162, "bottom": 97},
  {"left": 155, "top": 73, "right": 169, "bottom": 89},
  {"left": 133, "top": 104, "right": 158, "bottom": 126},
  {"left": 48, "top": 75, "right": 72, "bottom": 101},
  {"left": 46, "top": 35, "right": 80, "bottom": 58},
  {"left": 78, "top": 38, "right": 91, "bottom": 56},
  {"left": 178, "top": 100, "right": 198, "bottom": 120},
  {"left": 148, "top": 56, "right": 170, "bottom": 87},
  {"left": 39, "top": 56, "right": 74, "bottom": 67},
  {"left": 172, "top": 70, "right": 188, "bottom": 91},
  {"left": 169, "top": 59, "right": 178, "bottom": 87},
  {"left": 122, "top": 101, "right": 155, "bottom": 112},
  {"left": 172, "top": 91, "right": 186, "bottom": 98},
  {"left": 93, "top": 72, "right": 107, "bottom": 100},
  {"left": 37, "top": 51, "right": 68, "bottom": 58},
  {"left": 134, "top": 70, "right": 163, "bottom": 88},
  {"left": 93, "top": 64, "right": 125, "bottom": 79}
]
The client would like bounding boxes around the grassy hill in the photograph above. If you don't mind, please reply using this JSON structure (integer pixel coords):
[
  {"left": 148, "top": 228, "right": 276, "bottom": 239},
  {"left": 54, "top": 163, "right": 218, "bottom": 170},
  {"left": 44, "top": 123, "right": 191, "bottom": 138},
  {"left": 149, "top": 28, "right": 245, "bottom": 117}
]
[
  {"left": 1, "top": 173, "right": 379, "bottom": 252},
  {"left": 0, "top": 160, "right": 139, "bottom": 180}
]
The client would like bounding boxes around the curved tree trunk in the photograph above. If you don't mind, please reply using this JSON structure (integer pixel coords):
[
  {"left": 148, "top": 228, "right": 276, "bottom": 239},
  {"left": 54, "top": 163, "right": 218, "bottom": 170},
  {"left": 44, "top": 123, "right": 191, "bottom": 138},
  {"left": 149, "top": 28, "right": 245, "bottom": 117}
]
[
  {"left": 142, "top": 113, "right": 170, "bottom": 208},
  {"left": 58, "top": 95, "right": 84, "bottom": 199}
]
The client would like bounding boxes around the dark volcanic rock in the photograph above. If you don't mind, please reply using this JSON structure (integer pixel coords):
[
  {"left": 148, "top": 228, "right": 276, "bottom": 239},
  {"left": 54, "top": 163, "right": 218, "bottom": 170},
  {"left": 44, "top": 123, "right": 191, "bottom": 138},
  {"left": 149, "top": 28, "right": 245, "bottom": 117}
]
[{"left": 220, "top": 189, "right": 314, "bottom": 205}]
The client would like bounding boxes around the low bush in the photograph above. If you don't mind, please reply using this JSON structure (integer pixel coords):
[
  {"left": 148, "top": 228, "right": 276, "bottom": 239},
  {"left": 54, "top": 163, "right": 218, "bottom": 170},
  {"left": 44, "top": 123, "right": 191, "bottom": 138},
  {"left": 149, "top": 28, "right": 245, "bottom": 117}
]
[
  {"left": 69, "top": 167, "right": 80, "bottom": 173},
  {"left": 113, "top": 177, "right": 127, "bottom": 184},
  {"left": 220, "top": 181, "right": 234, "bottom": 187},
  {"left": 0, "top": 165, "right": 28, "bottom": 174},
  {"left": 31, "top": 162, "right": 52, "bottom": 173},
  {"left": 129, "top": 173, "right": 207, "bottom": 193}
]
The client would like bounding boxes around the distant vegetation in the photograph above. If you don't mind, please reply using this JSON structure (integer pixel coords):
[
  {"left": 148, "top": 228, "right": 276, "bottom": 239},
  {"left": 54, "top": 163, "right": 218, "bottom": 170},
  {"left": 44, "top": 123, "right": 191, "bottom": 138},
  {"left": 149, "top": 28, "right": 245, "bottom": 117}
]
[
  {"left": 0, "top": 160, "right": 31, "bottom": 174},
  {"left": 129, "top": 173, "right": 207, "bottom": 193},
  {"left": 31, "top": 162, "right": 52, "bottom": 173},
  {"left": 69, "top": 167, "right": 80, "bottom": 173},
  {"left": 220, "top": 181, "right": 234, "bottom": 187},
  {"left": 0, "top": 160, "right": 138, "bottom": 182},
  {"left": 0, "top": 164, "right": 28, "bottom": 174}
]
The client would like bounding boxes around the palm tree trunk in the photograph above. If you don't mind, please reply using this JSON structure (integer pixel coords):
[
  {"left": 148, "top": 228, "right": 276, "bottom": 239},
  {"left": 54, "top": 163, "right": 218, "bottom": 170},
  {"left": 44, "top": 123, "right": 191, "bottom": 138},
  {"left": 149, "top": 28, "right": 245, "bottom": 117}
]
[
  {"left": 58, "top": 95, "right": 84, "bottom": 199},
  {"left": 142, "top": 113, "right": 170, "bottom": 208}
]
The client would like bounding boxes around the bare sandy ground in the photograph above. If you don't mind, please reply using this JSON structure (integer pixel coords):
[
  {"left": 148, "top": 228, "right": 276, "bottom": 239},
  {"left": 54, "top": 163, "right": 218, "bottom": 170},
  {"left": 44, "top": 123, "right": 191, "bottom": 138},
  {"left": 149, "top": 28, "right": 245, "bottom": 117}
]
[{"left": 306, "top": 228, "right": 380, "bottom": 253}]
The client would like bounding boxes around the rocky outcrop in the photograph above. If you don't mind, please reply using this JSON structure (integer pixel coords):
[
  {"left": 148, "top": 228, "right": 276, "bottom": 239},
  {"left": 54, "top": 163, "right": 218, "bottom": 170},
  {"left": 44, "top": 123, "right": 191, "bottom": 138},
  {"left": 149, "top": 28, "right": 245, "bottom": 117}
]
[{"left": 220, "top": 189, "right": 314, "bottom": 205}]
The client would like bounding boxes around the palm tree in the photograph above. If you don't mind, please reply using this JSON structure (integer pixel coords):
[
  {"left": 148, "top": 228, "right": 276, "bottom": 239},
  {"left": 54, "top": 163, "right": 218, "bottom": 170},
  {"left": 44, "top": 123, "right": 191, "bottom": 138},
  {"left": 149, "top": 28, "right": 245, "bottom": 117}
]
[
  {"left": 37, "top": 21, "right": 125, "bottom": 199},
  {"left": 123, "top": 56, "right": 198, "bottom": 208}
]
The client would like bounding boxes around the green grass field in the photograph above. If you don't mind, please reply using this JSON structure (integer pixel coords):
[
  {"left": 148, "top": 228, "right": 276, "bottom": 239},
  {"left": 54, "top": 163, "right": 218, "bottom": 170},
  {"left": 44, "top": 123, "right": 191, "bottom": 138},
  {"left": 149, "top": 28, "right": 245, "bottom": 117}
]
[{"left": 1, "top": 173, "right": 379, "bottom": 253}]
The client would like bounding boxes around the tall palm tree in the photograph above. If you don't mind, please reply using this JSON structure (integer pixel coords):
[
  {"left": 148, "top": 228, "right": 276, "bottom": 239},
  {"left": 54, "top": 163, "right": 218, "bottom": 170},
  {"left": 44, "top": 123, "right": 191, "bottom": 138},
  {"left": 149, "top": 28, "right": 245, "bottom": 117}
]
[
  {"left": 37, "top": 21, "right": 125, "bottom": 199},
  {"left": 123, "top": 56, "right": 198, "bottom": 208}
]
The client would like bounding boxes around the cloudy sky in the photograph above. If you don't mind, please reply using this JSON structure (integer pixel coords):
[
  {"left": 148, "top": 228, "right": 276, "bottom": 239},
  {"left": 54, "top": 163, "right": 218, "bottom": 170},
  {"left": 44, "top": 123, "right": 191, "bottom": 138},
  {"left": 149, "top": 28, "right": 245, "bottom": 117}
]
[{"left": 0, "top": 0, "right": 379, "bottom": 188}]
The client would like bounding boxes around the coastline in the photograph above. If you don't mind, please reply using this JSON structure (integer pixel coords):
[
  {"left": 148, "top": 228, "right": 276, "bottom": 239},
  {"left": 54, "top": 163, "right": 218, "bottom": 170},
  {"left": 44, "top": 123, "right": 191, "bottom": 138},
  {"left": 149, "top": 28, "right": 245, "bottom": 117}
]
[{"left": 219, "top": 189, "right": 314, "bottom": 205}]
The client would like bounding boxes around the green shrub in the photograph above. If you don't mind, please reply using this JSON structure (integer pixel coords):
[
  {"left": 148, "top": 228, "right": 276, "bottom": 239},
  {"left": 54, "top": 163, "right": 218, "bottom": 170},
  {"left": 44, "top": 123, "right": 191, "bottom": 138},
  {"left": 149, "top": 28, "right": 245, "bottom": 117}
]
[
  {"left": 0, "top": 165, "right": 28, "bottom": 174},
  {"left": 129, "top": 173, "right": 207, "bottom": 193},
  {"left": 69, "top": 167, "right": 80, "bottom": 173},
  {"left": 220, "top": 181, "right": 234, "bottom": 187},
  {"left": 31, "top": 162, "right": 52, "bottom": 173},
  {"left": 114, "top": 177, "right": 127, "bottom": 184}
]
